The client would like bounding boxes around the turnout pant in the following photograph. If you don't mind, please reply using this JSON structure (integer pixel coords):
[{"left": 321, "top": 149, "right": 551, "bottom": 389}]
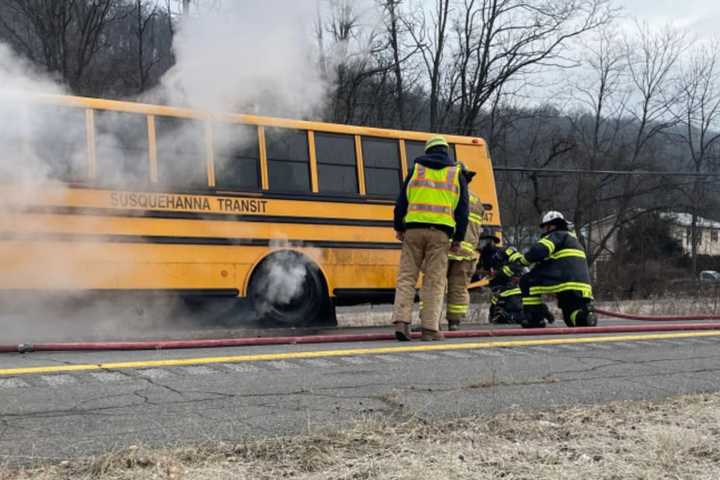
[
  {"left": 489, "top": 284, "right": 524, "bottom": 324},
  {"left": 520, "top": 274, "right": 595, "bottom": 327},
  {"left": 446, "top": 259, "right": 477, "bottom": 323},
  {"left": 392, "top": 228, "right": 450, "bottom": 332}
]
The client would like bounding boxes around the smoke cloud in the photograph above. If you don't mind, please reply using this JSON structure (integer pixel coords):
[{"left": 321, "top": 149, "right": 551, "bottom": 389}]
[
  {"left": 0, "top": 2, "right": 346, "bottom": 342},
  {"left": 251, "top": 239, "right": 325, "bottom": 318},
  {"left": 156, "top": 1, "right": 327, "bottom": 119}
]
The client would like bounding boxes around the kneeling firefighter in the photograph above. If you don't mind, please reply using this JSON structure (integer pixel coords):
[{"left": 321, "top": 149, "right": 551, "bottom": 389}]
[
  {"left": 479, "top": 232, "right": 529, "bottom": 324},
  {"left": 518, "top": 211, "right": 597, "bottom": 328},
  {"left": 479, "top": 231, "right": 555, "bottom": 325}
]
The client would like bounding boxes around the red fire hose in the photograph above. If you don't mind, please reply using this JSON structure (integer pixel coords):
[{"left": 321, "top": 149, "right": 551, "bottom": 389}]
[
  {"left": 2, "top": 321, "right": 720, "bottom": 353},
  {"left": 594, "top": 308, "right": 720, "bottom": 321}
]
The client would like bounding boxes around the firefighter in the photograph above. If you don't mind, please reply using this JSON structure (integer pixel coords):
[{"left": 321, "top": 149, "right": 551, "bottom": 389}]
[
  {"left": 478, "top": 231, "right": 527, "bottom": 324},
  {"left": 479, "top": 234, "right": 556, "bottom": 325},
  {"left": 392, "top": 135, "right": 469, "bottom": 341},
  {"left": 445, "top": 163, "right": 483, "bottom": 330},
  {"left": 518, "top": 211, "right": 597, "bottom": 328}
]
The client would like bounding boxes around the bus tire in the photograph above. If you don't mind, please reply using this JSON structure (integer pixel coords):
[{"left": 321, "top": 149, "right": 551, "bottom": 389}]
[{"left": 247, "top": 251, "right": 334, "bottom": 327}]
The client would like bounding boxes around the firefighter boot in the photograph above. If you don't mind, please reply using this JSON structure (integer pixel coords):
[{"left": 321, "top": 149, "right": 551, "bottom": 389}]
[
  {"left": 448, "top": 319, "right": 461, "bottom": 331},
  {"left": 394, "top": 321, "right": 411, "bottom": 341},
  {"left": 566, "top": 303, "right": 597, "bottom": 327},
  {"left": 578, "top": 303, "right": 598, "bottom": 327},
  {"left": 420, "top": 328, "right": 444, "bottom": 341},
  {"left": 521, "top": 305, "right": 546, "bottom": 329}
]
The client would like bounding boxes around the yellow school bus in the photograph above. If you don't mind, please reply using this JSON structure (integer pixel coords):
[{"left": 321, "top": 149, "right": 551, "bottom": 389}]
[{"left": 0, "top": 94, "right": 500, "bottom": 326}]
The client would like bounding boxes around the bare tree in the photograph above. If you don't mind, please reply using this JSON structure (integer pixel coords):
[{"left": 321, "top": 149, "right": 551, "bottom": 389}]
[
  {"left": 382, "top": 0, "right": 407, "bottom": 129},
  {"left": 132, "top": 0, "right": 160, "bottom": 93},
  {"left": 404, "top": 0, "right": 452, "bottom": 131},
  {"left": 319, "top": 1, "right": 395, "bottom": 125},
  {"left": 447, "top": 0, "right": 615, "bottom": 135},
  {"left": 572, "top": 24, "right": 686, "bottom": 268},
  {"left": 0, "top": 0, "right": 121, "bottom": 94},
  {"left": 566, "top": 28, "right": 629, "bottom": 267},
  {"left": 671, "top": 40, "right": 720, "bottom": 274}
]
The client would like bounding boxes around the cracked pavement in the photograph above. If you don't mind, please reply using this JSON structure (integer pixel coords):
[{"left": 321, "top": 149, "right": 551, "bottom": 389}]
[{"left": 2, "top": 334, "right": 720, "bottom": 464}]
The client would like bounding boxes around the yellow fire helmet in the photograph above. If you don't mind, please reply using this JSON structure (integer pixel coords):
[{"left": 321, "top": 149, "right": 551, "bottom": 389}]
[{"left": 424, "top": 135, "right": 449, "bottom": 151}]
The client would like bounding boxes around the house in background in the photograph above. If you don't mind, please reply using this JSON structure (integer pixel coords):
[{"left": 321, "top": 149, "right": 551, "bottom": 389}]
[
  {"left": 662, "top": 212, "right": 720, "bottom": 256},
  {"left": 586, "top": 211, "right": 720, "bottom": 263}
]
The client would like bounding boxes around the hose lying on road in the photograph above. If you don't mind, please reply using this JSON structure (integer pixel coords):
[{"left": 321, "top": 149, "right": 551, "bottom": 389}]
[
  {"left": 594, "top": 308, "right": 720, "bottom": 321},
  {"left": 2, "top": 322, "right": 720, "bottom": 353}
]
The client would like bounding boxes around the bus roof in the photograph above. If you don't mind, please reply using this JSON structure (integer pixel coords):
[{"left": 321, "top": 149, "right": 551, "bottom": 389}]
[{"left": 11, "top": 93, "right": 486, "bottom": 147}]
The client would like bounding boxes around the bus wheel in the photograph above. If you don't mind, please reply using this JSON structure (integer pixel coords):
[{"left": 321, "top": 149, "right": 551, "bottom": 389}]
[{"left": 248, "top": 251, "right": 333, "bottom": 327}]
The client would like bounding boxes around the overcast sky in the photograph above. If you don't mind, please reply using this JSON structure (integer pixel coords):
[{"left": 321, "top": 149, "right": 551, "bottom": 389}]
[{"left": 623, "top": 0, "right": 720, "bottom": 37}]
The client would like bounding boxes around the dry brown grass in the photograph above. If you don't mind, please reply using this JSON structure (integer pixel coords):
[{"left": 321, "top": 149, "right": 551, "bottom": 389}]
[
  {"left": 4, "top": 392, "right": 720, "bottom": 479},
  {"left": 598, "top": 295, "right": 720, "bottom": 317},
  {"left": 337, "top": 292, "right": 720, "bottom": 329}
]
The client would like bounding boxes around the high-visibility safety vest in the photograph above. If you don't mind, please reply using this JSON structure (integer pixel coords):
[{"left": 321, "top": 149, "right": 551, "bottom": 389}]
[
  {"left": 449, "top": 193, "right": 484, "bottom": 261},
  {"left": 405, "top": 164, "right": 461, "bottom": 230}
]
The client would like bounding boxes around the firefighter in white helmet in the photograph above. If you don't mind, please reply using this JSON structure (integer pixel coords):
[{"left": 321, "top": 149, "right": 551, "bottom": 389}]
[{"left": 517, "top": 211, "right": 597, "bottom": 328}]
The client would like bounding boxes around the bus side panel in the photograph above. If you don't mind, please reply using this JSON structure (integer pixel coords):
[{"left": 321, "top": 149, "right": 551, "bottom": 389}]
[
  {"left": 0, "top": 238, "right": 402, "bottom": 296},
  {"left": 0, "top": 241, "right": 253, "bottom": 291},
  {"left": 455, "top": 144, "right": 500, "bottom": 227}
]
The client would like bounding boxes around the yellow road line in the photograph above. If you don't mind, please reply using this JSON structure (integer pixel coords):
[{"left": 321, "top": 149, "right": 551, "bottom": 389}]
[{"left": 2, "top": 330, "right": 719, "bottom": 377}]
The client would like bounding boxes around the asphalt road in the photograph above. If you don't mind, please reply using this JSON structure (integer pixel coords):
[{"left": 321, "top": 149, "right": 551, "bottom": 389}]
[{"left": 2, "top": 330, "right": 720, "bottom": 465}]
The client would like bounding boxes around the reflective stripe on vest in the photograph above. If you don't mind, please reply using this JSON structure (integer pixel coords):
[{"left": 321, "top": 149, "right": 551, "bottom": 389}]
[
  {"left": 405, "top": 164, "right": 460, "bottom": 229},
  {"left": 410, "top": 165, "right": 459, "bottom": 193}
]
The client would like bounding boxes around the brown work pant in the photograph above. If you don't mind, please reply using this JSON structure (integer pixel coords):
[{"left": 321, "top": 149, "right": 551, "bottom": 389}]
[
  {"left": 391, "top": 228, "right": 449, "bottom": 331},
  {"left": 446, "top": 259, "right": 476, "bottom": 322}
]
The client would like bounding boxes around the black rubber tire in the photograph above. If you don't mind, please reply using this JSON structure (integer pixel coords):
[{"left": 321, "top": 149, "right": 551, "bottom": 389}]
[{"left": 248, "top": 251, "right": 333, "bottom": 327}]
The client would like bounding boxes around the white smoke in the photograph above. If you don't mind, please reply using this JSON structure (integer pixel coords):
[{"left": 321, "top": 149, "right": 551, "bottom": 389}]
[
  {"left": 0, "top": 43, "right": 62, "bottom": 95},
  {"left": 0, "top": 44, "right": 78, "bottom": 186},
  {"left": 251, "top": 238, "right": 325, "bottom": 317},
  {"left": 156, "top": 1, "right": 327, "bottom": 119},
  {"left": 261, "top": 256, "right": 308, "bottom": 306},
  {"left": 0, "top": 1, "right": 346, "bottom": 340}
]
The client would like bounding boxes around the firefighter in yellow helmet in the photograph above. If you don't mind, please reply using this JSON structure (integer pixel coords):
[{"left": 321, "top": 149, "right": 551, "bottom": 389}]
[
  {"left": 444, "top": 163, "right": 483, "bottom": 330},
  {"left": 392, "top": 135, "right": 469, "bottom": 341}
]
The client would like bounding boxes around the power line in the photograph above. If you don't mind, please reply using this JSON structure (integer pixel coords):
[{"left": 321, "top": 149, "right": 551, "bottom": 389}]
[{"left": 493, "top": 166, "right": 720, "bottom": 177}]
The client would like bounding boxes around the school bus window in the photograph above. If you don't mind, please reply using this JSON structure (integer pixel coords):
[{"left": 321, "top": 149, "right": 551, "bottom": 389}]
[
  {"left": 315, "top": 132, "right": 358, "bottom": 195},
  {"left": 405, "top": 140, "right": 424, "bottom": 174},
  {"left": 95, "top": 110, "right": 149, "bottom": 185},
  {"left": 26, "top": 104, "right": 87, "bottom": 182},
  {"left": 156, "top": 116, "right": 207, "bottom": 189},
  {"left": 362, "top": 137, "right": 402, "bottom": 198},
  {"left": 405, "top": 139, "right": 456, "bottom": 173},
  {"left": 266, "top": 127, "right": 310, "bottom": 193},
  {"left": 214, "top": 123, "right": 260, "bottom": 191}
]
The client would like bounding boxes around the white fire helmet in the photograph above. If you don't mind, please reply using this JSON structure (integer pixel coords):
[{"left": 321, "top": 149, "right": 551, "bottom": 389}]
[{"left": 540, "top": 210, "right": 565, "bottom": 227}]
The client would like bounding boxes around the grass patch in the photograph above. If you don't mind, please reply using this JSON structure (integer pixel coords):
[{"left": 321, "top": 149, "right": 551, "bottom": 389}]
[{"left": 4, "top": 392, "right": 720, "bottom": 479}]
